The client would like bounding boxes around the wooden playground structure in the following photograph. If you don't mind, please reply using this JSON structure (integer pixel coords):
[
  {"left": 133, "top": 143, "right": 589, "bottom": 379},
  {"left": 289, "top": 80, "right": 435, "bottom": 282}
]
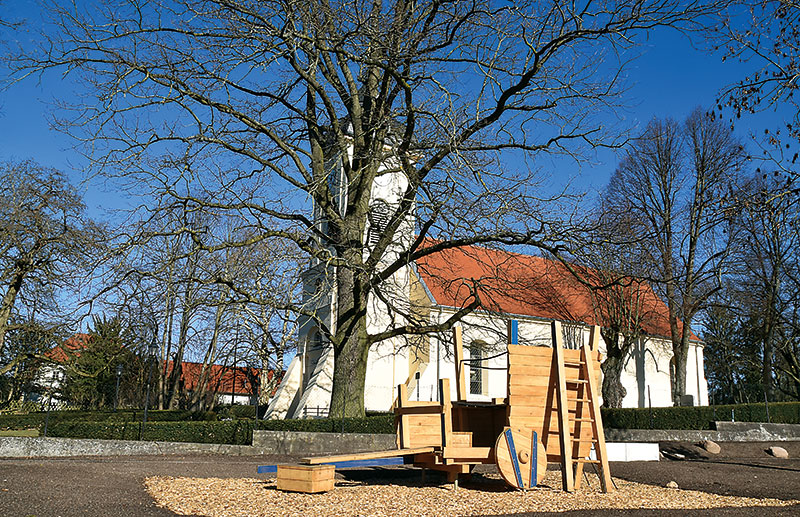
[{"left": 273, "top": 320, "right": 612, "bottom": 493}]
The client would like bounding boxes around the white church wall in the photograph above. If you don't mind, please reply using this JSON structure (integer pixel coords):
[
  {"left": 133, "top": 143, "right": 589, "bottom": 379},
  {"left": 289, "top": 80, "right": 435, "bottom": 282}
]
[
  {"left": 289, "top": 346, "right": 334, "bottom": 419},
  {"left": 421, "top": 307, "right": 706, "bottom": 409},
  {"left": 687, "top": 342, "right": 709, "bottom": 406},
  {"left": 363, "top": 336, "right": 410, "bottom": 411},
  {"left": 618, "top": 337, "right": 673, "bottom": 408},
  {"left": 264, "top": 355, "right": 303, "bottom": 419}
]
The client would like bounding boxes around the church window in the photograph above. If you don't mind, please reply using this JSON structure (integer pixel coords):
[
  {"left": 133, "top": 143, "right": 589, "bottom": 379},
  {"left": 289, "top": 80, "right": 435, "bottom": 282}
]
[
  {"left": 563, "top": 323, "right": 582, "bottom": 350},
  {"left": 468, "top": 343, "right": 485, "bottom": 395}
]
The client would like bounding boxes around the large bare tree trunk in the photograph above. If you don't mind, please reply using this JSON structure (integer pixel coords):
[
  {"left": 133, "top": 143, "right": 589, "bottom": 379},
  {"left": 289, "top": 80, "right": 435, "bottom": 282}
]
[
  {"left": 672, "top": 332, "right": 691, "bottom": 404},
  {"left": 600, "top": 351, "right": 627, "bottom": 409},
  {"left": 329, "top": 248, "right": 370, "bottom": 418},
  {"left": 328, "top": 322, "right": 370, "bottom": 418}
]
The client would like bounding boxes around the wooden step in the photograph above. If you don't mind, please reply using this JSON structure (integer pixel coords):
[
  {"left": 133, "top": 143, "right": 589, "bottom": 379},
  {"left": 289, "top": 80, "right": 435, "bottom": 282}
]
[
  {"left": 571, "top": 437, "right": 598, "bottom": 443},
  {"left": 576, "top": 458, "right": 601, "bottom": 464}
]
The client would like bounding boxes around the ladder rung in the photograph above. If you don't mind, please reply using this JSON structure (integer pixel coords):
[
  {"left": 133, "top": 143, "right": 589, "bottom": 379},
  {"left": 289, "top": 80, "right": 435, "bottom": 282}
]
[
  {"left": 571, "top": 437, "right": 598, "bottom": 443},
  {"left": 563, "top": 361, "right": 584, "bottom": 367},
  {"left": 573, "top": 417, "right": 595, "bottom": 422},
  {"left": 569, "top": 398, "right": 592, "bottom": 403},
  {"left": 576, "top": 458, "right": 601, "bottom": 464},
  {"left": 566, "top": 379, "right": 588, "bottom": 384}
]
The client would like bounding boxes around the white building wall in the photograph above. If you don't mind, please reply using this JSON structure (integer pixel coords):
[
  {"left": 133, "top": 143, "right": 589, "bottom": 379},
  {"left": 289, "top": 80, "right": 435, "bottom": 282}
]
[
  {"left": 264, "top": 355, "right": 303, "bottom": 419},
  {"left": 418, "top": 307, "right": 707, "bottom": 409},
  {"left": 216, "top": 393, "right": 257, "bottom": 405},
  {"left": 618, "top": 337, "right": 673, "bottom": 408},
  {"left": 688, "top": 342, "right": 709, "bottom": 406}
]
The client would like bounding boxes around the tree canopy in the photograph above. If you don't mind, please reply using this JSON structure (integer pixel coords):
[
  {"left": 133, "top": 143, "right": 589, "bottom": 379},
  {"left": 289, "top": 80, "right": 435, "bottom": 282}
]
[{"left": 12, "top": 0, "right": 731, "bottom": 415}]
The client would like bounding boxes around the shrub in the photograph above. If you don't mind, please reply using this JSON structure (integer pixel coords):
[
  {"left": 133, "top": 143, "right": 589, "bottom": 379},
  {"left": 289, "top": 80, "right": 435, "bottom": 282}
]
[
  {"left": 215, "top": 404, "right": 257, "bottom": 419},
  {"left": 0, "top": 409, "right": 216, "bottom": 431},
  {"left": 45, "top": 420, "right": 255, "bottom": 445},
  {"left": 601, "top": 401, "right": 800, "bottom": 430},
  {"left": 41, "top": 415, "right": 395, "bottom": 444},
  {"left": 257, "top": 415, "right": 394, "bottom": 434}
]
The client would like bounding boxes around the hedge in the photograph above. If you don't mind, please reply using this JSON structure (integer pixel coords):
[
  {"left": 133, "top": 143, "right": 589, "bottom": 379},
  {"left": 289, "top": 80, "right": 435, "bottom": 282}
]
[
  {"left": 42, "top": 415, "right": 395, "bottom": 444},
  {"left": 26, "top": 402, "right": 800, "bottom": 443},
  {"left": 601, "top": 401, "right": 800, "bottom": 430},
  {"left": 45, "top": 420, "right": 254, "bottom": 445},
  {"left": 0, "top": 409, "right": 216, "bottom": 431},
  {"left": 256, "top": 415, "right": 394, "bottom": 434}
]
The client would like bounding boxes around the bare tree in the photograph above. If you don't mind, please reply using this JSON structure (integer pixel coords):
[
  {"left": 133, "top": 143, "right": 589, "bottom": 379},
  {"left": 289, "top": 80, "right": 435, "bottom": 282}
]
[
  {"left": 583, "top": 242, "right": 660, "bottom": 407},
  {"left": 12, "top": 1, "right": 729, "bottom": 416},
  {"left": 605, "top": 109, "right": 745, "bottom": 405},
  {"left": 0, "top": 159, "right": 102, "bottom": 377},
  {"left": 718, "top": 1, "right": 799, "bottom": 142},
  {"left": 728, "top": 174, "right": 800, "bottom": 400},
  {"left": 234, "top": 240, "right": 303, "bottom": 403}
]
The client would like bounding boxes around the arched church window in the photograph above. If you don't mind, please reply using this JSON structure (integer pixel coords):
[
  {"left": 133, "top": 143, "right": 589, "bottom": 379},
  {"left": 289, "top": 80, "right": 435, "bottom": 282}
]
[{"left": 309, "top": 330, "right": 326, "bottom": 351}]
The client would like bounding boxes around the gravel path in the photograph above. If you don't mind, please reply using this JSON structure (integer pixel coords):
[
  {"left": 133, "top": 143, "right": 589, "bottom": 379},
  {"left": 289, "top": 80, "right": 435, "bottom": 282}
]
[
  {"left": 1, "top": 442, "right": 799, "bottom": 516},
  {"left": 145, "top": 469, "right": 799, "bottom": 517}
]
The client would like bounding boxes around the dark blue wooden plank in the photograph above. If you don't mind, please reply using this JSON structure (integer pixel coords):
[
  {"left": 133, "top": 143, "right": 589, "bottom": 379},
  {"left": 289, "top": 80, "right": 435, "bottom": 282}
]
[
  {"left": 319, "top": 457, "right": 406, "bottom": 469},
  {"left": 504, "top": 428, "right": 523, "bottom": 489},
  {"left": 508, "top": 319, "right": 519, "bottom": 345},
  {"left": 257, "top": 457, "right": 406, "bottom": 475},
  {"left": 530, "top": 431, "right": 538, "bottom": 488}
]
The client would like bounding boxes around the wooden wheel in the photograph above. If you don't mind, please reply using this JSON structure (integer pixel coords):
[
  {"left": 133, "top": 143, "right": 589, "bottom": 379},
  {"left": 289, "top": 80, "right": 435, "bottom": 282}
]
[{"left": 495, "top": 427, "right": 547, "bottom": 489}]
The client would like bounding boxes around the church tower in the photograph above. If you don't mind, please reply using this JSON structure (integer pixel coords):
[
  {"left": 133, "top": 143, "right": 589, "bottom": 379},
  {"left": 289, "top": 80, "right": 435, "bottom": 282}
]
[{"left": 265, "top": 132, "right": 419, "bottom": 418}]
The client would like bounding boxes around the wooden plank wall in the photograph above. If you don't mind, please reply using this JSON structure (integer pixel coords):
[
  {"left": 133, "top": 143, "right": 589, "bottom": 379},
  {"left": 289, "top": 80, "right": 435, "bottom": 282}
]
[
  {"left": 506, "top": 345, "right": 602, "bottom": 462},
  {"left": 395, "top": 379, "right": 452, "bottom": 450}
]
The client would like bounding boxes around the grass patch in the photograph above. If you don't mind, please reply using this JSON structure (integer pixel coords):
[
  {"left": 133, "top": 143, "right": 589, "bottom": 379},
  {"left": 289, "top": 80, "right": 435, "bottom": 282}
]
[{"left": 0, "top": 428, "right": 39, "bottom": 437}]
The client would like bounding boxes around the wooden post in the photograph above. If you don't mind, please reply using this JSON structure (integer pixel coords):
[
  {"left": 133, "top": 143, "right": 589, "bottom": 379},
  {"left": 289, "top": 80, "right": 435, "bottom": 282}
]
[
  {"left": 397, "top": 384, "right": 410, "bottom": 449},
  {"left": 588, "top": 324, "right": 600, "bottom": 351},
  {"left": 440, "top": 378, "right": 452, "bottom": 449},
  {"left": 572, "top": 372, "right": 587, "bottom": 490},
  {"left": 453, "top": 327, "right": 467, "bottom": 401},
  {"left": 582, "top": 326, "right": 613, "bottom": 492},
  {"left": 552, "top": 321, "right": 575, "bottom": 492}
]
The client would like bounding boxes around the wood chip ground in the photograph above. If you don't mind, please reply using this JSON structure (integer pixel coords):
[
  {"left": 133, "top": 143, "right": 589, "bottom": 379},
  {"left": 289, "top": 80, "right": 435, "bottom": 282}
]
[{"left": 144, "top": 470, "right": 799, "bottom": 516}]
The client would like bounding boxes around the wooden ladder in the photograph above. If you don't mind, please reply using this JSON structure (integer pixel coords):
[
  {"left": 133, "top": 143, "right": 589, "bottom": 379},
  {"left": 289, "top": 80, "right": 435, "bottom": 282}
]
[{"left": 552, "top": 322, "right": 613, "bottom": 493}]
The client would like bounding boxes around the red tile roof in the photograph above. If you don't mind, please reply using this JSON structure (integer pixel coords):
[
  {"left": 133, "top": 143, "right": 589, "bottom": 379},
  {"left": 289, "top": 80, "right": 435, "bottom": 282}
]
[
  {"left": 45, "top": 333, "right": 93, "bottom": 362},
  {"left": 47, "top": 335, "right": 279, "bottom": 397},
  {"left": 415, "top": 243, "right": 698, "bottom": 341},
  {"left": 165, "top": 361, "right": 276, "bottom": 396}
]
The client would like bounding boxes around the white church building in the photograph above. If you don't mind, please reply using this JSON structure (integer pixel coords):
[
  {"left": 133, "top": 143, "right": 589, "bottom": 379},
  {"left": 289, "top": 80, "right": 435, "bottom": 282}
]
[{"left": 265, "top": 150, "right": 708, "bottom": 419}]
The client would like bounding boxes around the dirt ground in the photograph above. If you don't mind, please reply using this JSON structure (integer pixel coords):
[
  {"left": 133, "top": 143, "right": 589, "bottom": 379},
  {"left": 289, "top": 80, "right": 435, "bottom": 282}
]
[{"left": 0, "top": 441, "right": 799, "bottom": 516}]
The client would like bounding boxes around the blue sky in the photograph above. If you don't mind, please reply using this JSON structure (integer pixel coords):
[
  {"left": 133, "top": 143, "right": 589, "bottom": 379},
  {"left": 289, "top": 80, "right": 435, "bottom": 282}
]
[{"left": 0, "top": 1, "right": 784, "bottom": 215}]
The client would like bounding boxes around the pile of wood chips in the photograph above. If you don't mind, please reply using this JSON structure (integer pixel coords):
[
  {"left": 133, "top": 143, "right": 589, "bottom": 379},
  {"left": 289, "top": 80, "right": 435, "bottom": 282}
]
[{"left": 145, "top": 470, "right": 799, "bottom": 517}]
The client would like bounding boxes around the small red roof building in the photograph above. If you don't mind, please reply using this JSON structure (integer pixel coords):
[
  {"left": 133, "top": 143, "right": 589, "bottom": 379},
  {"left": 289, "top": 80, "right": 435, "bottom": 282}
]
[{"left": 46, "top": 335, "right": 280, "bottom": 398}]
